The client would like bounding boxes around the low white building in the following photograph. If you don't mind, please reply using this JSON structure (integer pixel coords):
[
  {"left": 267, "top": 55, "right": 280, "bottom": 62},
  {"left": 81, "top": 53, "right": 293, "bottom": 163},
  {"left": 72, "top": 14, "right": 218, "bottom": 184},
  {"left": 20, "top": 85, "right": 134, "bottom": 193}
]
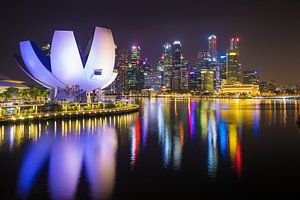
[{"left": 219, "top": 80, "right": 260, "bottom": 96}]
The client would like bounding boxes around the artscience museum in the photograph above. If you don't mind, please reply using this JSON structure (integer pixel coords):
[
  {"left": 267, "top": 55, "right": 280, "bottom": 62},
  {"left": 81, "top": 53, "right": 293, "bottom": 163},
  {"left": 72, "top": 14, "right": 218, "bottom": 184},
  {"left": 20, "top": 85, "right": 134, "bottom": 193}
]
[{"left": 15, "top": 26, "right": 117, "bottom": 102}]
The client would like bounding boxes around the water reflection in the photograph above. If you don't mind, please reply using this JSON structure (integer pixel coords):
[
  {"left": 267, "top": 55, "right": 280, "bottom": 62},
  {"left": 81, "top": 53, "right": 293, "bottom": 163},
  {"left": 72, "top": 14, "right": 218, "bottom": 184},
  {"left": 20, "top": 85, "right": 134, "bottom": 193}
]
[
  {"left": 0, "top": 98, "right": 299, "bottom": 199},
  {"left": 17, "top": 122, "right": 118, "bottom": 200}
]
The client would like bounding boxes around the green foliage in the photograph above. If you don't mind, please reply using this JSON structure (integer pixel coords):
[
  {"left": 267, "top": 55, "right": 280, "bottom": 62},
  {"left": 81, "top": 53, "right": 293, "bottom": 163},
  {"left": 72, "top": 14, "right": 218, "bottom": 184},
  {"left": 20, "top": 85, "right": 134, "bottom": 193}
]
[
  {"left": 0, "top": 86, "right": 49, "bottom": 101},
  {"left": 3, "top": 87, "right": 21, "bottom": 99},
  {"left": 84, "top": 105, "right": 92, "bottom": 110},
  {"left": 48, "top": 104, "right": 63, "bottom": 112},
  {"left": 66, "top": 105, "right": 79, "bottom": 111},
  {"left": 105, "top": 103, "right": 116, "bottom": 109},
  {"left": 22, "top": 108, "right": 35, "bottom": 114},
  {"left": 94, "top": 104, "right": 103, "bottom": 109},
  {"left": 27, "top": 86, "right": 49, "bottom": 101}
]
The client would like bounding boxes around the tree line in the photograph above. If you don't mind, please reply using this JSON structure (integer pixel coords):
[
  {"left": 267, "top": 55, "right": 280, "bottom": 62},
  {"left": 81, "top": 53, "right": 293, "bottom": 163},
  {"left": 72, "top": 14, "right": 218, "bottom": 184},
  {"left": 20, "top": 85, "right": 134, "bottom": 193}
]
[{"left": 0, "top": 86, "right": 49, "bottom": 102}]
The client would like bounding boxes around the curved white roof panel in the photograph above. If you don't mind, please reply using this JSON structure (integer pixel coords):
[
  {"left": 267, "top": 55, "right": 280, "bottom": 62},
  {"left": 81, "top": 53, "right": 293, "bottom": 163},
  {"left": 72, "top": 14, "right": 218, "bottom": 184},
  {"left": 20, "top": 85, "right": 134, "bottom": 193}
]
[
  {"left": 84, "top": 27, "right": 115, "bottom": 89},
  {"left": 51, "top": 31, "right": 89, "bottom": 89},
  {"left": 17, "top": 26, "right": 117, "bottom": 92},
  {"left": 19, "top": 41, "right": 65, "bottom": 89}
]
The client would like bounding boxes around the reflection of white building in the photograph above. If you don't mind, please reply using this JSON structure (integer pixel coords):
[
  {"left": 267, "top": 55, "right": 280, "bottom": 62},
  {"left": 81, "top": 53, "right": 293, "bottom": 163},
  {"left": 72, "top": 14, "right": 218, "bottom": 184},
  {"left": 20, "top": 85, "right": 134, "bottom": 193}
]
[
  {"left": 15, "top": 27, "right": 117, "bottom": 101},
  {"left": 18, "top": 127, "right": 117, "bottom": 200}
]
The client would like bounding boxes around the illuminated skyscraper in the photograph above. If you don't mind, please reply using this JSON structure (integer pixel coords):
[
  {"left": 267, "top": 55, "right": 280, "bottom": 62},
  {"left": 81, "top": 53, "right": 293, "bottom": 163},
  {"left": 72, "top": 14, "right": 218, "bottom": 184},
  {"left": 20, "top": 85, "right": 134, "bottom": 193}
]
[
  {"left": 200, "top": 69, "right": 215, "bottom": 92},
  {"left": 220, "top": 55, "right": 227, "bottom": 82},
  {"left": 189, "top": 65, "right": 201, "bottom": 91},
  {"left": 157, "top": 42, "right": 173, "bottom": 91},
  {"left": 196, "top": 50, "right": 216, "bottom": 92},
  {"left": 227, "top": 36, "right": 242, "bottom": 84},
  {"left": 227, "top": 50, "right": 241, "bottom": 84},
  {"left": 181, "top": 60, "right": 189, "bottom": 91},
  {"left": 208, "top": 35, "right": 217, "bottom": 61},
  {"left": 172, "top": 41, "right": 182, "bottom": 66},
  {"left": 196, "top": 50, "right": 210, "bottom": 68},
  {"left": 163, "top": 42, "right": 172, "bottom": 64},
  {"left": 172, "top": 41, "right": 183, "bottom": 91},
  {"left": 128, "top": 45, "right": 144, "bottom": 91},
  {"left": 131, "top": 45, "right": 141, "bottom": 63},
  {"left": 144, "top": 64, "right": 162, "bottom": 90},
  {"left": 243, "top": 69, "right": 260, "bottom": 85},
  {"left": 230, "top": 36, "right": 240, "bottom": 51},
  {"left": 115, "top": 49, "right": 129, "bottom": 94}
]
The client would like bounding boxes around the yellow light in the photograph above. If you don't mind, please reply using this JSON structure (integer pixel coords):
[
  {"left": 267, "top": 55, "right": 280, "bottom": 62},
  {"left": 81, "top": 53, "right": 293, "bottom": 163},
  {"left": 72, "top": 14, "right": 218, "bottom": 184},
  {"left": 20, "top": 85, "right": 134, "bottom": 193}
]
[{"left": 229, "top": 52, "right": 237, "bottom": 56}]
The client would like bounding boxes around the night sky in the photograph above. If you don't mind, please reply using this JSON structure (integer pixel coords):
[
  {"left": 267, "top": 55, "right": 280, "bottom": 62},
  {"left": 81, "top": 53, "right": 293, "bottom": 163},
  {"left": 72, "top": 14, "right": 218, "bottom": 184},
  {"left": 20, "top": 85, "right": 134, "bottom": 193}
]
[{"left": 1, "top": 0, "right": 299, "bottom": 85}]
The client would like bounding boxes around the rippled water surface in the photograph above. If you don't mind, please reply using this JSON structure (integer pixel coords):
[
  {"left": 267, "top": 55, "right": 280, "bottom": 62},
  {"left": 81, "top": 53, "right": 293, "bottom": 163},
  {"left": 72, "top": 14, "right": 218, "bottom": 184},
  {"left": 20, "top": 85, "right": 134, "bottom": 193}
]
[{"left": 0, "top": 98, "right": 300, "bottom": 199}]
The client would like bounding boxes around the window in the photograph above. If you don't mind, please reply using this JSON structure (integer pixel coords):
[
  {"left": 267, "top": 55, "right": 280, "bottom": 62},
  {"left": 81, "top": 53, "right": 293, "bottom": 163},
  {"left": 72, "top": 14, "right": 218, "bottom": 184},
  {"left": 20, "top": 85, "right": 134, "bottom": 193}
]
[{"left": 94, "top": 69, "right": 102, "bottom": 75}]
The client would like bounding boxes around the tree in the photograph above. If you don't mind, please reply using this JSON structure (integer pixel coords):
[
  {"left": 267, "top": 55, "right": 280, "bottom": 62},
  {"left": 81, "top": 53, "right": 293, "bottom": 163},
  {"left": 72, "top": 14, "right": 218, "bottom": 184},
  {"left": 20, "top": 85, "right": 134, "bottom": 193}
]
[
  {"left": 3, "top": 87, "right": 21, "bottom": 99},
  {"left": 28, "top": 86, "right": 49, "bottom": 102}
]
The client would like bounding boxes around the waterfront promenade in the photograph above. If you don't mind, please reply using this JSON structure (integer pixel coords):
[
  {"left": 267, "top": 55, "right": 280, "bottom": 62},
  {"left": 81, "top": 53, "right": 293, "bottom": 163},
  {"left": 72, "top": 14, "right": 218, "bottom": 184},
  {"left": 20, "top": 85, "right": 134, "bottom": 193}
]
[{"left": 0, "top": 102, "right": 139, "bottom": 124}]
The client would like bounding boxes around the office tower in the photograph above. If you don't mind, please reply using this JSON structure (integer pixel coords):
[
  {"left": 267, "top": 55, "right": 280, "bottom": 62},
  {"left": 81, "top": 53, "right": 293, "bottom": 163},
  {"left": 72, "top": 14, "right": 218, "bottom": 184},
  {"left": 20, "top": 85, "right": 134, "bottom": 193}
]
[
  {"left": 189, "top": 65, "right": 201, "bottom": 91},
  {"left": 195, "top": 50, "right": 210, "bottom": 68},
  {"left": 131, "top": 45, "right": 141, "bottom": 63},
  {"left": 226, "top": 36, "right": 242, "bottom": 84},
  {"left": 128, "top": 45, "right": 144, "bottom": 91},
  {"left": 181, "top": 60, "right": 189, "bottom": 91},
  {"left": 172, "top": 41, "right": 182, "bottom": 65},
  {"left": 200, "top": 68, "right": 215, "bottom": 92},
  {"left": 115, "top": 49, "right": 129, "bottom": 94},
  {"left": 220, "top": 55, "right": 227, "bottom": 82},
  {"left": 243, "top": 69, "right": 260, "bottom": 85},
  {"left": 172, "top": 41, "right": 183, "bottom": 91},
  {"left": 208, "top": 35, "right": 217, "bottom": 61},
  {"left": 144, "top": 65, "right": 162, "bottom": 90},
  {"left": 196, "top": 50, "right": 216, "bottom": 92},
  {"left": 163, "top": 42, "right": 172, "bottom": 64},
  {"left": 226, "top": 49, "right": 242, "bottom": 84},
  {"left": 230, "top": 36, "right": 240, "bottom": 51},
  {"left": 157, "top": 42, "right": 173, "bottom": 91}
]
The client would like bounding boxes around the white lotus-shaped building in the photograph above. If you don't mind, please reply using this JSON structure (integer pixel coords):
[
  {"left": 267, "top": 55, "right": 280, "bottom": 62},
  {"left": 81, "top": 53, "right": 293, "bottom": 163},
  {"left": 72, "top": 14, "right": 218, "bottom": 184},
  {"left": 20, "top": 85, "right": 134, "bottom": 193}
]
[{"left": 15, "top": 26, "right": 117, "bottom": 97}]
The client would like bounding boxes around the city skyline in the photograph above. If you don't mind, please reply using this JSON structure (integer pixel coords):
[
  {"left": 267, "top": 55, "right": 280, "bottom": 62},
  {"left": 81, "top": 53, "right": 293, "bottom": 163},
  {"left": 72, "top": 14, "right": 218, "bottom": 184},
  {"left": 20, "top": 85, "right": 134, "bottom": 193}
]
[
  {"left": 1, "top": 0, "right": 300, "bottom": 85},
  {"left": 0, "top": 1, "right": 300, "bottom": 199}
]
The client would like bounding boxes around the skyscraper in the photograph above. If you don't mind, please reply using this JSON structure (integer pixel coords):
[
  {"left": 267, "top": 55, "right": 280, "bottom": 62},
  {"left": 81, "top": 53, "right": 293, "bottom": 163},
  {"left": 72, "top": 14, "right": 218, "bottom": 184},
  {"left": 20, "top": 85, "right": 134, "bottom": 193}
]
[
  {"left": 200, "top": 69, "right": 215, "bottom": 92},
  {"left": 226, "top": 50, "right": 241, "bottom": 84},
  {"left": 115, "top": 49, "right": 129, "bottom": 94},
  {"left": 172, "top": 41, "right": 183, "bottom": 91},
  {"left": 131, "top": 45, "right": 141, "bottom": 63},
  {"left": 157, "top": 42, "right": 173, "bottom": 91},
  {"left": 144, "top": 64, "right": 162, "bottom": 90},
  {"left": 230, "top": 36, "right": 240, "bottom": 51},
  {"left": 196, "top": 49, "right": 216, "bottom": 92},
  {"left": 220, "top": 55, "right": 227, "bottom": 82},
  {"left": 243, "top": 69, "right": 260, "bottom": 85},
  {"left": 208, "top": 35, "right": 217, "bottom": 62},
  {"left": 226, "top": 36, "right": 242, "bottom": 84},
  {"left": 188, "top": 65, "right": 201, "bottom": 91},
  {"left": 128, "top": 45, "right": 144, "bottom": 92},
  {"left": 181, "top": 60, "right": 189, "bottom": 91},
  {"left": 172, "top": 41, "right": 182, "bottom": 65},
  {"left": 196, "top": 50, "right": 210, "bottom": 68}
]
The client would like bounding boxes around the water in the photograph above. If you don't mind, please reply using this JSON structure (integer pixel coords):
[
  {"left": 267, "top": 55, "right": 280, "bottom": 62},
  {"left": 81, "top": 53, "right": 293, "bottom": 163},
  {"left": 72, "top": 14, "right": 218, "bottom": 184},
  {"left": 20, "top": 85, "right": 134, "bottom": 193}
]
[{"left": 0, "top": 98, "right": 300, "bottom": 199}]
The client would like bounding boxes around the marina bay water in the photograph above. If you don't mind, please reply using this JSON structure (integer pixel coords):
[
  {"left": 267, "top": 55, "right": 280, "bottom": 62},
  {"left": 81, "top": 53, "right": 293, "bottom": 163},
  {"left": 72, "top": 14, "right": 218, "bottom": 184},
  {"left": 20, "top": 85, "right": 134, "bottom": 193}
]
[{"left": 0, "top": 98, "right": 299, "bottom": 199}]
